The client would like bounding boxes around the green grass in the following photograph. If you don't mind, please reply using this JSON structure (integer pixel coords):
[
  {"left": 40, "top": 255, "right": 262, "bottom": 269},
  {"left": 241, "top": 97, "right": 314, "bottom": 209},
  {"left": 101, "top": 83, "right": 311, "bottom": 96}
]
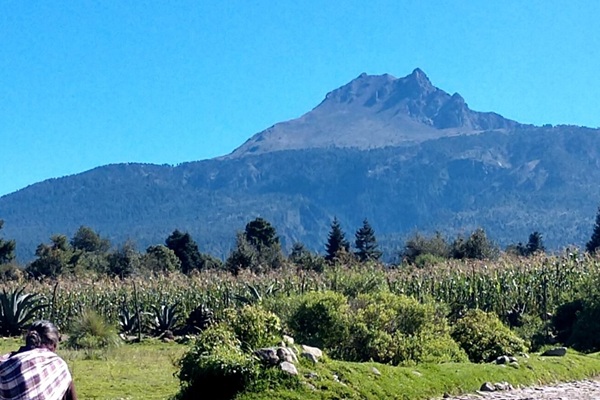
[
  {"left": 238, "top": 352, "right": 600, "bottom": 400},
  {"left": 0, "top": 337, "right": 186, "bottom": 400},
  {"left": 1, "top": 338, "right": 600, "bottom": 400}
]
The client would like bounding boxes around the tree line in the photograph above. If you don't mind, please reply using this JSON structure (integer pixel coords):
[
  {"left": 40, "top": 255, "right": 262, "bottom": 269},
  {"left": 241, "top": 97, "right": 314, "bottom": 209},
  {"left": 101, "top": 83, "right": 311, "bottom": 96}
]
[{"left": 1, "top": 204, "right": 600, "bottom": 279}]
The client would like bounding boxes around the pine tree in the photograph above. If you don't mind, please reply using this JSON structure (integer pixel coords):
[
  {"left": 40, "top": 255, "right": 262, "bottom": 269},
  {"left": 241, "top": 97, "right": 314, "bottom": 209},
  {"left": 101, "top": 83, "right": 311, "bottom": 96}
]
[
  {"left": 325, "top": 217, "right": 349, "bottom": 262},
  {"left": 354, "top": 218, "right": 382, "bottom": 262},
  {"left": 526, "top": 231, "right": 545, "bottom": 255},
  {"left": 586, "top": 206, "right": 600, "bottom": 253},
  {"left": 165, "top": 230, "right": 203, "bottom": 274},
  {"left": 0, "top": 220, "right": 16, "bottom": 265}
]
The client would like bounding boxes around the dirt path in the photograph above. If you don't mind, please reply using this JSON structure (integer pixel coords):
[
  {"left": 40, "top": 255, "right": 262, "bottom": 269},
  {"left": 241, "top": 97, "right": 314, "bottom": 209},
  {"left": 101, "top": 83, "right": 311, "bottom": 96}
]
[{"left": 437, "top": 379, "right": 600, "bottom": 399}]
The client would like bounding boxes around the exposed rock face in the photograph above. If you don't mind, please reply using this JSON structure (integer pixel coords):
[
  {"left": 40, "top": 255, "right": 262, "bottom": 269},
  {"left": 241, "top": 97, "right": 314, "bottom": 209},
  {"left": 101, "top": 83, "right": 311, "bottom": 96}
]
[{"left": 228, "top": 68, "right": 520, "bottom": 157}]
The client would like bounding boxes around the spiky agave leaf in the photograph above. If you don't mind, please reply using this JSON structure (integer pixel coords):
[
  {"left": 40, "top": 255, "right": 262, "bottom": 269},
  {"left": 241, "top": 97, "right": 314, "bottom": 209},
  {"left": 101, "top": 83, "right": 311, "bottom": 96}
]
[{"left": 0, "top": 287, "right": 48, "bottom": 336}]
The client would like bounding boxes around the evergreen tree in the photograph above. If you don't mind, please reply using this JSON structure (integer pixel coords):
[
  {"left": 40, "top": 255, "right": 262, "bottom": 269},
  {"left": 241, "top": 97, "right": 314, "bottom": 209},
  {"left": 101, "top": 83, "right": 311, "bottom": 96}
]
[
  {"left": 165, "top": 230, "right": 203, "bottom": 274},
  {"left": 248, "top": 217, "right": 284, "bottom": 270},
  {"left": 451, "top": 228, "right": 498, "bottom": 260},
  {"left": 26, "top": 234, "right": 74, "bottom": 278},
  {"left": 325, "top": 217, "right": 350, "bottom": 262},
  {"left": 0, "top": 220, "right": 16, "bottom": 265},
  {"left": 71, "top": 225, "right": 110, "bottom": 253},
  {"left": 586, "top": 206, "right": 600, "bottom": 253},
  {"left": 354, "top": 218, "right": 382, "bottom": 262},
  {"left": 107, "top": 240, "right": 140, "bottom": 278},
  {"left": 526, "top": 231, "right": 545, "bottom": 255},
  {"left": 225, "top": 232, "right": 258, "bottom": 275},
  {"left": 245, "top": 217, "right": 279, "bottom": 250}
]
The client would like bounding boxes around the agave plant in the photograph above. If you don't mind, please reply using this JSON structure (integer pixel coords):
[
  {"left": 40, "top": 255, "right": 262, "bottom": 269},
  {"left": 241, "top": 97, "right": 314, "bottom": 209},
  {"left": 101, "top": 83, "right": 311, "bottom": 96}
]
[
  {"left": 234, "top": 283, "right": 280, "bottom": 305},
  {"left": 184, "top": 304, "right": 215, "bottom": 334},
  {"left": 118, "top": 303, "right": 140, "bottom": 335},
  {"left": 149, "top": 303, "right": 181, "bottom": 336},
  {"left": 0, "top": 287, "right": 48, "bottom": 336}
]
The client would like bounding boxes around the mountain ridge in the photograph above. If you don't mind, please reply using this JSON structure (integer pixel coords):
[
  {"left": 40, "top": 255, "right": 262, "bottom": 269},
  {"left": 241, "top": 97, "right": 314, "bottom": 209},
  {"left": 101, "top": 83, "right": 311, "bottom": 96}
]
[
  {"left": 227, "top": 68, "right": 522, "bottom": 158},
  {"left": 1, "top": 69, "right": 599, "bottom": 262}
]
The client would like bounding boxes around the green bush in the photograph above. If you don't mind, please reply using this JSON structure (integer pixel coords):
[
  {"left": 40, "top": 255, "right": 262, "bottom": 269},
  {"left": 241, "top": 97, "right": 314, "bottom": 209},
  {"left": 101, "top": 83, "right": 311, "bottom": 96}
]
[
  {"left": 566, "top": 297, "right": 600, "bottom": 352},
  {"left": 451, "top": 309, "right": 527, "bottom": 362},
  {"left": 288, "top": 291, "right": 350, "bottom": 355},
  {"left": 552, "top": 299, "right": 584, "bottom": 345},
  {"left": 347, "top": 293, "right": 467, "bottom": 364},
  {"left": 513, "top": 313, "right": 550, "bottom": 352},
  {"left": 66, "top": 309, "right": 121, "bottom": 351},
  {"left": 224, "top": 305, "right": 281, "bottom": 351},
  {"left": 176, "top": 324, "right": 258, "bottom": 400},
  {"left": 414, "top": 253, "right": 446, "bottom": 268}
]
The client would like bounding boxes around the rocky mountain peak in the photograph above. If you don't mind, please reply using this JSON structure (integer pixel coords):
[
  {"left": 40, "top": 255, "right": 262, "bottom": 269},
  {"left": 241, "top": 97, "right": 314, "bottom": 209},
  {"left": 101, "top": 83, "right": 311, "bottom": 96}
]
[{"left": 227, "top": 69, "right": 521, "bottom": 158}]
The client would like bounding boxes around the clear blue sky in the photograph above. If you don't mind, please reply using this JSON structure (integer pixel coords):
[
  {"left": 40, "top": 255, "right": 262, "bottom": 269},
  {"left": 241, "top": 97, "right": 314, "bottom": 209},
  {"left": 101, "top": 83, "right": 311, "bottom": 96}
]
[{"left": 1, "top": 1, "right": 599, "bottom": 197}]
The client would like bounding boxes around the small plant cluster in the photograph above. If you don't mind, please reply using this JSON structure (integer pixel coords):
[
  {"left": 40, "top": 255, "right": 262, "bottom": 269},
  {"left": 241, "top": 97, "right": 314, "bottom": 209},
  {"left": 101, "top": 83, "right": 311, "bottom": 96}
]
[{"left": 174, "top": 304, "right": 292, "bottom": 400}]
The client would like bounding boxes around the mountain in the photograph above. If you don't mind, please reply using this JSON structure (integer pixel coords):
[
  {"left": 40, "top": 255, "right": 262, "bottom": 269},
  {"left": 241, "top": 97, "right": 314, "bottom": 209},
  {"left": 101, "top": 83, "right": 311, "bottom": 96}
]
[
  {"left": 1, "top": 69, "right": 600, "bottom": 262},
  {"left": 228, "top": 68, "right": 520, "bottom": 157}
]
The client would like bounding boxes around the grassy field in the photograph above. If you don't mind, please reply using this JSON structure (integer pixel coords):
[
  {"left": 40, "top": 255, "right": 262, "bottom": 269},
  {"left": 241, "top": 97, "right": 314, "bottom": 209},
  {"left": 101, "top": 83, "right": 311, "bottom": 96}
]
[
  {"left": 0, "top": 337, "right": 186, "bottom": 400},
  {"left": 2, "top": 337, "right": 600, "bottom": 400}
]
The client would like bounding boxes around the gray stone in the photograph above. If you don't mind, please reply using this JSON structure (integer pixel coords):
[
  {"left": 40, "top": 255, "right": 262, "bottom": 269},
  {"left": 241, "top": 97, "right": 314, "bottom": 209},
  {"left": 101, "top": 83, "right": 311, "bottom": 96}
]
[
  {"left": 542, "top": 347, "right": 567, "bottom": 357},
  {"left": 280, "top": 361, "right": 298, "bottom": 375},
  {"left": 277, "top": 347, "right": 298, "bottom": 364},
  {"left": 495, "top": 355, "right": 510, "bottom": 364},
  {"left": 301, "top": 344, "right": 323, "bottom": 359},
  {"left": 480, "top": 382, "right": 496, "bottom": 392},
  {"left": 283, "top": 334, "right": 295, "bottom": 345},
  {"left": 494, "top": 381, "right": 513, "bottom": 391},
  {"left": 254, "top": 348, "right": 280, "bottom": 366},
  {"left": 508, "top": 356, "right": 518, "bottom": 363},
  {"left": 301, "top": 344, "right": 323, "bottom": 363},
  {"left": 305, "top": 372, "right": 319, "bottom": 379},
  {"left": 371, "top": 367, "right": 381, "bottom": 376},
  {"left": 302, "top": 352, "right": 319, "bottom": 364}
]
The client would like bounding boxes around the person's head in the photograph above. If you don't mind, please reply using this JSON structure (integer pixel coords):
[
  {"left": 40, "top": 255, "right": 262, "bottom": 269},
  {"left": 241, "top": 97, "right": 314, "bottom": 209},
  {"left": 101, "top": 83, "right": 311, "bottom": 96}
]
[{"left": 25, "top": 320, "right": 60, "bottom": 351}]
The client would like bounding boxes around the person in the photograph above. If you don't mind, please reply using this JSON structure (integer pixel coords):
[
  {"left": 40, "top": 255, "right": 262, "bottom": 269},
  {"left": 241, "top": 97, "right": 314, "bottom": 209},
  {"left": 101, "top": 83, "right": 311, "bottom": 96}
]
[{"left": 0, "top": 320, "right": 77, "bottom": 400}]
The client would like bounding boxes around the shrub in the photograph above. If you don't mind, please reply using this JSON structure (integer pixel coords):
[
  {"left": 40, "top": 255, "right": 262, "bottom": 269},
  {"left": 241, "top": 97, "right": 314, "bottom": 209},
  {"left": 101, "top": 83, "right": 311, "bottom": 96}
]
[
  {"left": 175, "top": 324, "right": 258, "bottom": 400},
  {"left": 451, "top": 309, "right": 527, "bottom": 362},
  {"left": 347, "top": 293, "right": 467, "bottom": 364},
  {"left": 288, "top": 291, "right": 350, "bottom": 356},
  {"left": 224, "top": 305, "right": 281, "bottom": 351},
  {"left": 552, "top": 299, "right": 584, "bottom": 345},
  {"left": 565, "top": 297, "right": 600, "bottom": 352},
  {"left": 66, "top": 309, "right": 121, "bottom": 350}
]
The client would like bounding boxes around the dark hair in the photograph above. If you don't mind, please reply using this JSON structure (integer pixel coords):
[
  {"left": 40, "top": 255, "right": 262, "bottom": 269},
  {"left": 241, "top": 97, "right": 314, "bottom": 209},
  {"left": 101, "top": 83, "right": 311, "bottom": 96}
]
[{"left": 25, "top": 320, "right": 60, "bottom": 350}]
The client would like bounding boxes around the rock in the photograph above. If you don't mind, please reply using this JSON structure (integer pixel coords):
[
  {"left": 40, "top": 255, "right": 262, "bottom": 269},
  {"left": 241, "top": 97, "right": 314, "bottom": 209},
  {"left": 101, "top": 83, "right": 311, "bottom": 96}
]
[
  {"left": 159, "top": 330, "right": 174, "bottom": 340},
  {"left": 280, "top": 361, "right": 298, "bottom": 375},
  {"left": 277, "top": 347, "right": 298, "bottom": 363},
  {"left": 301, "top": 345, "right": 323, "bottom": 359},
  {"left": 508, "top": 356, "right": 518, "bottom": 363},
  {"left": 412, "top": 370, "right": 422, "bottom": 377},
  {"left": 302, "top": 352, "right": 319, "bottom": 364},
  {"left": 254, "top": 348, "right": 280, "bottom": 366},
  {"left": 494, "top": 381, "right": 513, "bottom": 391},
  {"left": 542, "top": 347, "right": 567, "bottom": 357},
  {"left": 495, "top": 355, "right": 510, "bottom": 364},
  {"left": 371, "top": 367, "right": 381, "bottom": 376},
  {"left": 305, "top": 372, "right": 318, "bottom": 379},
  {"left": 301, "top": 344, "right": 323, "bottom": 363},
  {"left": 283, "top": 335, "right": 294, "bottom": 345},
  {"left": 480, "top": 382, "right": 495, "bottom": 392}
]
